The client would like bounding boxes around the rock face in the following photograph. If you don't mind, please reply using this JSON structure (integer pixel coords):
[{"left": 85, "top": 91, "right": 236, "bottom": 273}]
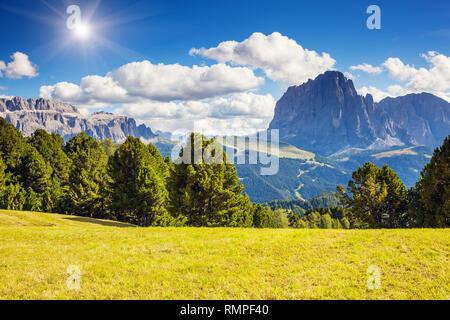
[
  {"left": 269, "top": 71, "right": 450, "bottom": 155},
  {"left": 376, "top": 93, "right": 450, "bottom": 147},
  {"left": 0, "top": 97, "right": 156, "bottom": 142}
]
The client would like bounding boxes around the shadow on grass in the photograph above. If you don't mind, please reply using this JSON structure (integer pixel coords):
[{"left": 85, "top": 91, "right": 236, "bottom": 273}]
[{"left": 63, "top": 216, "right": 137, "bottom": 228}]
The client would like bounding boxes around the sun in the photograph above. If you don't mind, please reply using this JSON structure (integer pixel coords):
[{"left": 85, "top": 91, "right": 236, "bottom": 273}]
[{"left": 73, "top": 23, "right": 91, "bottom": 40}]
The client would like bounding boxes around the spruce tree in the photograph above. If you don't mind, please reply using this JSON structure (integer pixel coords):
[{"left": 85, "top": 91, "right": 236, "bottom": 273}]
[
  {"left": 337, "top": 162, "right": 407, "bottom": 228},
  {"left": 107, "top": 137, "right": 170, "bottom": 226},
  {"left": 168, "top": 133, "right": 253, "bottom": 227},
  {"left": 410, "top": 136, "right": 449, "bottom": 227},
  {"left": 62, "top": 133, "right": 109, "bottom": 218},
  {"left": 29, "top": 129, "right": 71, "bottom": 185},
  {"left": 0, "top": 118, "right": 26, "bottom": 174}
]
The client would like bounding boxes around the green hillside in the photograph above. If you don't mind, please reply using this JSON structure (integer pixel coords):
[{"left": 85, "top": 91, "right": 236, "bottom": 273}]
[{"left": 156, "top": 139, "right": 432, "bottom": 203}]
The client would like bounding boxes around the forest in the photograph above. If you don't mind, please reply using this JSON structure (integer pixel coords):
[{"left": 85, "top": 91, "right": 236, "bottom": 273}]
[{"left": 0, "top": 118, "right": 448, "bottom": 228}]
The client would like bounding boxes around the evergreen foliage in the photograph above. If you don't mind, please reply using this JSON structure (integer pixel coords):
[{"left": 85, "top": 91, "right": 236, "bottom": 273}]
[
  {"left": 167, "top": 133, "right": 254, "bottom": 227},
  {"left": 409, "top": 136, "right": 449, "bottom": 227},
  {"left": 107, "top": 137, "right": 171, "bottom": 226},
  {"left": 337, "top": 162, "right": 408, "bottom": 228},
  {"left": 0, "top": 118, "right": 447, "bottom": 229}
]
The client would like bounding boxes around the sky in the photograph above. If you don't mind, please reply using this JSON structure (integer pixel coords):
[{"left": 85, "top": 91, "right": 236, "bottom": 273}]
[{"left": 0, "top": 0, "right": 449, "bottom": 135}]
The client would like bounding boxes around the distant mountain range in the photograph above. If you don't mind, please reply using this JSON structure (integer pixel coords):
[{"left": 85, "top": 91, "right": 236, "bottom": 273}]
[
  {"left": 242, "top": 71, "right": 448, "bottom": 202},
  {"left": 1, "top": 71, "right": 448, "bottom": 203},
  {"left": 269, "top": 71, "right": 449, "bottom": 156},
  {"left": 0, "top": 97, "right": 156, "bottom": 142}
]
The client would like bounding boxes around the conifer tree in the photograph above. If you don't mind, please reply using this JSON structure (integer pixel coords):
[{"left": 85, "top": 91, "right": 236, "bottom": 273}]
[
  {"left": 62, "top": 133, "right": 109, "bottom": 217},
  {"left": 107, "top": 137, "right": 170, "bottom": 226},
  {"left": 410, "top": 136, "right": 449, "bottom": 227},
  {"left": 29, "top": 129, "right": 71, "bottom": 185},
  {"left": 168, "top": 133, "right": 253, "bottom": 227},
  {"left": 337, "top": 162, "right": 407, "bottom": 228},
  {"left": 0, "top": 118, "right": 26, "bottom": 174}
]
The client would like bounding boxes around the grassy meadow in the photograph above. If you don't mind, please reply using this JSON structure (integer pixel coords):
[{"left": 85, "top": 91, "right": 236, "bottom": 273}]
[{"left": 0, "top": 209, "right": 448, "bottom": 300}]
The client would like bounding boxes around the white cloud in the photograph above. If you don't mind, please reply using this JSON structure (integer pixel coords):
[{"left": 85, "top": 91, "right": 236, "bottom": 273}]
[
  {"left": 358, "top": 84, "right": 427, "bottom": 102},
  {"left": 140, "top": 117, "right": 271, "bottom": 137},
  {"left": 344, "top": 72, "right": 357, "bottom": 80},
  {"left": 0, "top": 86, "right": 7, "bottom": 90},
  {"left": 0, "top": 52, "right": 38, "bottom": 79},
  {"left": 381, "top": 51, "right": 450, "bottom": 101},
  {"left": 115, "top": 92, "right": 276, "bottom": 135},
  {"left": 349, "top": 63, "right": 382, "bottom": 74},
  {"left": 382, "top": 58, "right": 418, "bottom": 81},
  {"left": 358, "top": 86, "right": 396, "bottom": 102},
  {"left": 40, "top": 60, "right": 263, "bottom": 107},
  {"left": 357, "top": 52, "right": 450, "bottom": 102},
  {"left": 190, "top": 32, "right": 336, "bottom": 87}
]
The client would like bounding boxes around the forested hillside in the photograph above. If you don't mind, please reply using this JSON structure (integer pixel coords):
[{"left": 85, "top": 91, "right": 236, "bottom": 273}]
[
  {"left": 0, "top": 117, "right": 448, "bottom": 228},
  {"left": 0, "top": 119, "right": 284, "bottom": 228}
]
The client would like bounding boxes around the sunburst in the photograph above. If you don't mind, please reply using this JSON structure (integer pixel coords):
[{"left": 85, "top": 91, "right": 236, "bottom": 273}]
[{"left": 0, "top": 0, "right": 154, "bottom": 66}]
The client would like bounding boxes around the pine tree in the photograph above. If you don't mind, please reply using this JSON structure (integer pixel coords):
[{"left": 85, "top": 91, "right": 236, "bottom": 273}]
[
  {"left": 62, "top": 133, "right": 109, "bottom": 218},
  {"left": 307, "top": 211, "right": 321, "bottom": 228},
  {"left": 410, "top": 136, "right": 449, "bottom": 227},
  {"left": 252, "top": 203, "right": 275, "bottom": 228},
  {"left": 19, "top": 146, "right": 52, "bottom": 195},
  {"left": 23, "top": 187, "right": 41, "bottom": 211},
  {"left": 0, "top": 184, "right": 25, "bottom": 210},
  {"left": 337, "top": 162, "right": 407, "bottom": 228},
  {"left": 320, "top": 213, "right": 333, "bottom": 229},
  {"left": 0, "top": 156, "right": 7, "bottom": 206},
  {"left": 0, "top": 156, "right": 6, "bottom": 190},
  {"left": 340, "top": 217, "right": 350, "bottom": 229},
  {"left": 0, "top": 118, "right": 26, "bottom": 174},
  {"left": 101, "top": 138, "right": 116, "bottom": 157},
  {"left": 107, "top": 137, "right": 170, "bottom": 226},
  {"left": 29, "top": 129, "right": 71, "bottom": 185},
  {"left": 168, "top": 133, "right": 253, "bottom": 227}
]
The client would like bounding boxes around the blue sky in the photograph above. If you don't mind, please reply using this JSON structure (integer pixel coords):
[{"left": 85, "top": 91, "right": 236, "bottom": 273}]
[{"left": 0, "top": 0, "right": 449, "bottom": 133}]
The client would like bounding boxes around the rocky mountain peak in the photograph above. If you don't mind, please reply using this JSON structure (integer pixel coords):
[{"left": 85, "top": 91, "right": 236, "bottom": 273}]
[
  {"left": 0, "top": 96, "right": 79, "bottom": 113},
  {"left": 377, "top": 92, "right": 450, "bottom": 146},
  {"left": 269, "top": 71, "right": 382, "bottom": 155},
  {"left": 0, "top": 97, "right": 156, "bottom": 143},
  {"left": 269, "top": 71, "right": 450, "bottom": 155}
]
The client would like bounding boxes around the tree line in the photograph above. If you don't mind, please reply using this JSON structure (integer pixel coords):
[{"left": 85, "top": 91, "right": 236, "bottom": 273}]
[
  {"left": 265, "top": 137, "right": 448, "bottom": 229},
  {"left": 0, "top": 119, "right": 285, "bottom": 227},
  {"left": 336, "top": 136, "right": 449, "bottom": 228},
  {"left": 0, "top": 118, "right": 447, "bottom": 228}
]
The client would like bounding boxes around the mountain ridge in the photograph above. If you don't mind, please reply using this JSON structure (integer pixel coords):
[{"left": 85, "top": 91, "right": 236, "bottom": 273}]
[
  {"left": 0, "top": 96, "right": 156, "bottom": 143},
  {"left": 269, "top": 71, "right": 449, "bottom": 156},
  {"left": 1, "top": 72, "right": 448, "bottom": 203}
]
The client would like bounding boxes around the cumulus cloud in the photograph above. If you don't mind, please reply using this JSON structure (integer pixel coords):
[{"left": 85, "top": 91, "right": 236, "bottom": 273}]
[
  {"left": 0, "top": 52, "right": 38, "bottom": 79},
  {"left": 190, "top": 32, "right": 336, "bottom": 87},
  {"left": 357, "top": 52, "right": 450, "bottom": 102},
  {"left": 349, "top": 63, "right": 382, "bottom": 74},
  {"left": 115, "top": 92, "right": 276, "bottom": 135},
  {"left": 344, "top": 72, "right": 357, "bottom": 80},
  {"left": 358, "top": 86, "right": 397, "bottom": 102},
  {"left": 40, "top": 60, "right": 263, "bottom": 107},
  {"left": 381, "top": 51, "right": 450, "bottom": 101}
]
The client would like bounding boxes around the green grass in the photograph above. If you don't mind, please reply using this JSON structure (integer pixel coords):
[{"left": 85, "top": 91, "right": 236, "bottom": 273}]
[{"left": 0, "top": 209, "right": 448, "bottom": 300}]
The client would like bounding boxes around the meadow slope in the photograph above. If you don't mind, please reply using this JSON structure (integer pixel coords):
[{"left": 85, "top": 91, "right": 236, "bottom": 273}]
[{"left": 0, "top": 210, "right": 448, "bottom": 300}]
